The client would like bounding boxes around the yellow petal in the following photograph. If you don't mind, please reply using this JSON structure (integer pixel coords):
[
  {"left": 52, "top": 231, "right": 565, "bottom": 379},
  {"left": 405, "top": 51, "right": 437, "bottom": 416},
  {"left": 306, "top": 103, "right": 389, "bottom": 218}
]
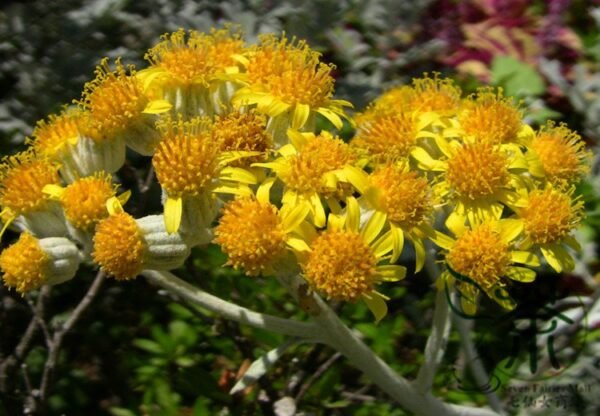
[
  {"left": 164, "top": 196, "right": 183, "bottom": 234},
  {"left": 316, "top": 107, "right": 343, "bottom": 129},
  {"left": 372, "top": 232, "right": 394, "bottom": 258},
  {"left": 265, "top": 99, "right": 290, "bottom": 118},
  {"left": 410, "top": 147, "right": 445, "bottom": 171},
  {"left": 429, "top": 230, "right": 455, "bottom": 250},
  {"left": 286, "top": 237, "right": 311, "bottom": 253},
  {"left": 0, "top": 214, "right": 15, "bottom": 240},
  {"left": 506, "top": 266, "right": 536, "bottom": 282},
  {"left": 106, "top": 196, "right": 124, "bottom": 215},
  {"left": 291, "top": 104, "right": 310, "bottom": 129},
  {"left": 281, "top": 203, "right": 310, "bottom": 233},
  {"left": 414, "top": 238, "right": 426, "bottom": 272},
  {"left": 213, "top": 184, "right": 253, "bottom": 196},
  {"left": 363, "top": 292, "right": 388, "bottom": 324},
  {"left": 117, "top": 189, "right": 132, "bottom": 206},
  {"left": 541, "top": 244, "right": 574, "bottom": 273},
  {"left": 286, "top": 129, "right": 309, "bottom": 149},
  {"left": 346, "top": 196, "right": 360, "bottom": 233},
  {"left": 341, "top": 165, "right": 369, "bottom": 194},
  {"left": 510, "top": 251, "right": 540, "bottom": 267},
  {"left": 42, "top": 184, "right": 65, "bottom": 199},
  {"left": 310, "top": 193, "right": 326, "bottom": 228},
  {"left": 376, "top": 265, "right": 407, "bottom": 281},
  {"left": 142, "top": 99, "right": 172, "bottom": 114},
  {"left": 499, "top": 219, "right": 524, "bottom": 243},
  {"left": 390, "top": 224, "right": 404, "bottom": 263},
  {"left": 220, "top": 167, "right": 257, "bottom": 184},
  {"left": 256, "top": 177, "right": 276, "bottom": 204},
  {"left": 361, "top": 211, "right": 387, "bottom": 244}
]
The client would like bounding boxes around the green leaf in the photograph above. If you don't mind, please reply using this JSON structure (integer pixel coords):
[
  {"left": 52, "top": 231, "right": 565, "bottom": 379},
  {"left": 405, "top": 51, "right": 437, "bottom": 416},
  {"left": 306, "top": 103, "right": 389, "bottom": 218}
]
[
  {"left": 491, "top": 56, "right": 546, "bottom": 97},
  {"left": 109, "top": 408, "right": 137, "bottom": 416},
  {"left": 133, "top": 339, "right": 164, "bottom": 354}
]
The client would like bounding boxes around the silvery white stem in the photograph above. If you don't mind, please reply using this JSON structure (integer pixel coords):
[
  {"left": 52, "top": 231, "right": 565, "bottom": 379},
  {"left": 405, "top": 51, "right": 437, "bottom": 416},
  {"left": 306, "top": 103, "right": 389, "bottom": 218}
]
[
  {"left": 414, "top": 288, "right": 453, "bottom": 393},
  {"left": 141, "top": 270, "right": 322, "bottom": 340}
]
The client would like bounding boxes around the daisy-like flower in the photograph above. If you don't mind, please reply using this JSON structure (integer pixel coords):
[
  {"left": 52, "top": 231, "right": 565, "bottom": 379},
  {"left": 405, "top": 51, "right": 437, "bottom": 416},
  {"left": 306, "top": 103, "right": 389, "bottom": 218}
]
[
  {"left": 152, "top": 116, "right": 256, "bottom": 237},
  {"left": 356, "top": 163, "right": 435, "bottom": 271},
  {"left": 456, "top": 88, "right": 530, "bottom": 145},
  {"left": 526, "top": 121, "right": 590, "bottom": 186},
  {"left": 298, "top": 198, "right": 406, "bottom": 322},
  {"left": 413, "top": 137, "right": 528, "bottom": 229},
  {"left": 432, "top": 220, "right": 540, "bottom": 314},
  {"left": 140, "top": 27, "right": 245, "bottom": 116},
  {"left": 0, "top": 232, "right": 80, "bottom": 294},
  {"left": 232, "top": 35, "right": 351, "bottom": 143},
  {"left": 214, "top": 190, "right": 310, "bottom": 276},
  {"left": 373, "top": 74, "right": 462, "bottom": 121},
  {"left": 79, "top": 58, "right": 171, "bottom": 155},
  {"left": 515, "top": 185, "right": 584, "bottom": 273},
  {"left": 29, "top": 107, "right": 79, "bottom": 162},
  {"left": 256, "top": 130, "right": 363, "bottom": 227},
  {"left": 213, "top": 110, "right": 273, "bottom": 167},
  {"left": 0, "top": 151, "right": 65, "bottom": 238},
  {"left": 351, "top": 105, "right": 433, "bottom": 165},
  {"left": 92, "top": 198, "right": 190, "bottom": 280}
]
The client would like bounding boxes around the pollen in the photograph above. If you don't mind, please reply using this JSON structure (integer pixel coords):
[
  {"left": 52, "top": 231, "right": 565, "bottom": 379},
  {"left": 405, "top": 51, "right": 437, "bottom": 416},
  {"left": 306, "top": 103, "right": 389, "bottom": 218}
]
[
  {"left": 446, "top": 224, "right": 510, "bottom": 291},
  {"left": 352, "top": 108, "right": 418, "bottom": 162},
  {"left": 282, "top": 133, "right": 355, "bottom": 195},
  {"left": 0, "top": 233, "right": 49, "bottom": 293},
  {"left": 79, "top": 58, "right": 148, "bottom": 136},
  {"left": 30, "top": 109, "right": 80, "bottom": 158},
  {"left": 246, "top": 35, "right": 335, "bottom": 107},
  {"left": 520, "top": 188, "right": 583, "bottom": 244},
  {"left": 303, "top": 229, "right": 377, "bottom": 302},
  {"left": 214, "top": 198, "right": 286, "bottom": 276},
  {"left": 0, "top": 152, "right": 59, "bottom": 215},
  {"left": 152, "top": 117, "right": 220, "bottom": 198},
  {"left": 61, "top": 173, "right": 116, "bottom": 230},
  {"left": 92, "top": 212, "right": 145, "bottom": 280},
  {"left": 213, "top": 111, "right": 272, "bottom": 165},
  {"left": 146, "top": 28, "right": 244, "bottom": 86},
  {"left": 530, "top": 122, "right": 589, "bottom": 185},
  {"left": 370, "top": 165, "right": 431, "bottom": 229},
  {"left": 375, "top": 74, "right": 462, "bottom": 115},
  {"left": 459, "top": 89, "right": 522, "bottom": 144},
  {"left": 446, "top": 142, "right": 509, "bottom": 200}
]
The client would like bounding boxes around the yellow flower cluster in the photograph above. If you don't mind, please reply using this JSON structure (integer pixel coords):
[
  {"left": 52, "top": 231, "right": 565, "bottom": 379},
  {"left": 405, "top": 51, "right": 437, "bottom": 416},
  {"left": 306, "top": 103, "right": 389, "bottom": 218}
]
[{"left": 0, "top": 28, "right": 590, "bottom": 322}]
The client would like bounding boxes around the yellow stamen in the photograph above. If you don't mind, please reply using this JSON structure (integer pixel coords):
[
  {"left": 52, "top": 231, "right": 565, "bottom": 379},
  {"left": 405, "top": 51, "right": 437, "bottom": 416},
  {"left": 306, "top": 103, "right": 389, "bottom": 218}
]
[
  {"left": 0, "top": 152, "right": 59, "bottom": 215},
  {"left": 459, "top": 88, "right": 522, "bottom": 144},
  {"left": 79, "top": 58, "right": 148, "bottom": 136},
  {"left": 529, "top": 122, "right": 589, "bottom": 185},
  {"left": 213, "top": 111, "right": 272, "bottom": 165},
  {"left": 447, "top": 224, "right": 510, "bottom": 290},
  {"left": 60, "top": 173, "right": 117, "bottom": 230},
  {"left": 29, "top": 109, "right": 80, "bottom": 158},
  {"left": 369, "top": 165, "right": 431, "bottom": 229},
  {"left": 0, "top": 233, "right": 49, "bottom": 293},
  {"left": 352, "top": 109, "right": 418, "bottom": 162},
  {"left": 520, "top": 188, "right": 583, "bottom": 244},
  {"left": 214, "top": 198, "right": 286, "bottom": 276},
  {"left": 446, "top": 142, "right": 509, "bottom": 199},
  {"left": 303, "top": 229, "right": 377, "bottom": 302},
  {"left": 152, "top": 117, "right": 219, "bottom": 197},
  {"left": 282, "top": 133, "right": 355, "bottom": 196},
  {"left": 92, "top": 212, "right": 145, "bottom": 280}
]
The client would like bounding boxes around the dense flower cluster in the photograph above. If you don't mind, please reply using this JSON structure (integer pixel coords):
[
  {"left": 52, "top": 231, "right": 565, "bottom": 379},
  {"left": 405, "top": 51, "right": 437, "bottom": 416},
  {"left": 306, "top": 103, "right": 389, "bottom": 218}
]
[{"left": 0, "top": 28, "right": 590, "bottom": 321}]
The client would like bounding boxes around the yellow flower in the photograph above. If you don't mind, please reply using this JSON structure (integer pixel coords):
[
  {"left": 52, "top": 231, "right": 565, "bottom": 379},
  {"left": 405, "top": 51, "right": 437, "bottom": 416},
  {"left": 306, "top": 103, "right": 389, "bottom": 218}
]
[
  {"left": 214, "top": 194, "right": 309, "bottom": 276},
  {"left": 213, "top": 110, "right": 273, "bottom": 167},
  {"left": 152, "top": 116, "right": 255, "bottom": 233},
  {"left": 0, "top": 233, "right": 80, "bottom": 294},
  {"left": 140, "top": 27, "right": 245, "bottom": 115},
  {"left": 232, "top": 35, "right": 351, "bottom": 132},
  {"left": 29, "top": 108, "right": 80, "bottom": 160},
  {"left": 361, "top": 164, "right": 434, "bottom": 271},
  {"left": 515, "top": 186, "right": 584, "bottom": 273},
  {"left": 413, "top": 138, "right": 528, "bottom": 229},
  {"left": 299, "top": 199, "right": 406, "bottom": 322},
  {"left": 526, "top": 121, "right": 590, "bottom": 186},
  {"left": 432, "top": 220, "right": 539, "bottom": 314},
  {"left": 373, "top": 74, "right": 462, "bottom": 119},
  {"left": 43, "top": 172, "right": 130, "bottom": 230},
  {"left": 457, "top": 88, "right": 526, "bottom": 145},
  {"left": 256, "top": 130, "right": 362, "bottom": 227},
  {"left": 0, "top": 151, "right": 60, "bottom": 237},
  {"left": 79, "top": 58, "right": 171, "bottom": 139},
  {"left": 351, "top": 105, "right": 432, "bottom": 164}
]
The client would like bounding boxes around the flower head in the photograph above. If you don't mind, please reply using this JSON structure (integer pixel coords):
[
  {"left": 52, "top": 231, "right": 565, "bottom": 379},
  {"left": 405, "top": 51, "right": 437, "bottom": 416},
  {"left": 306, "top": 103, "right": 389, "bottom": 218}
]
[
  {"left": 29, "top": 108, "right": 80, "bottom": 159},
  {"left": 527, "top": 122, "right": 590, "bottom": 186},
  {"left": 458, "top": 88, "right": 523, "bottom": 145},
  {"left": 233, "top": 35, "right": 351, "bottom": 130},
  {"left": 213, "top": 110, "right": 272, "bottom": 166}
]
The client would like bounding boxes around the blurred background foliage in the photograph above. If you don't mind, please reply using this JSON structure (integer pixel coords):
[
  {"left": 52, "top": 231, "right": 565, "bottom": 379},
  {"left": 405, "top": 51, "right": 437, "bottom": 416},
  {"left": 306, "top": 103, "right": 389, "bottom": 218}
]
[{"left": 1, "top": 0, "right": 600, "bottom": 415}]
